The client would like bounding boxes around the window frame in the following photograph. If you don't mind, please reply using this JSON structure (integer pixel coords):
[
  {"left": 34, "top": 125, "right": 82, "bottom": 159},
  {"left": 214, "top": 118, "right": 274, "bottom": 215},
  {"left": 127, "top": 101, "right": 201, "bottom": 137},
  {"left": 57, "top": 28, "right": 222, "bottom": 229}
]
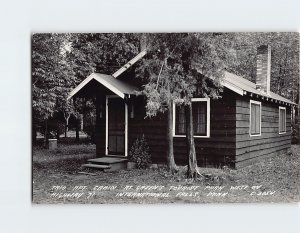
[
  {"left": 249, "top": 100, "right": 262, "bottom": 137},
  {"left": 172, "top": 98, "right": 210, "bottom": 138},
  {"left": 279, "top": 106, "right": 286, "bottom": 134}
]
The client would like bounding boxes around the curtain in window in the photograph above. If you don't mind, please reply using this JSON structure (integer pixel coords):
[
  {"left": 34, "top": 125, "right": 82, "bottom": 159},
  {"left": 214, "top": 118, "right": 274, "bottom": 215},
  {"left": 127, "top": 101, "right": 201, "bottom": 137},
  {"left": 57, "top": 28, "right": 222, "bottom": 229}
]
[
  {"left": 176, "top": 106, "right": 186, "bottom": 134},
  {"left": 175, "top": 101, "right": 208, "bottom": 136},
  {"left": 193, "top": 102, "right": 207, "bottom": 136}
]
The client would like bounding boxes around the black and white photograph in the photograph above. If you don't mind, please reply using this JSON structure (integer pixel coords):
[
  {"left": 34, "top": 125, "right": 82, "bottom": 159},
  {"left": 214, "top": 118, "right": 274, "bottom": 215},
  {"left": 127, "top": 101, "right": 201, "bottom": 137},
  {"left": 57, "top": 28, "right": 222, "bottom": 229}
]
[
  {"left": 32, "top": 32, "right": 300, "bottom": 204},
  {"left": 2, "top": 0, "right": 300, "bottom": 232}
]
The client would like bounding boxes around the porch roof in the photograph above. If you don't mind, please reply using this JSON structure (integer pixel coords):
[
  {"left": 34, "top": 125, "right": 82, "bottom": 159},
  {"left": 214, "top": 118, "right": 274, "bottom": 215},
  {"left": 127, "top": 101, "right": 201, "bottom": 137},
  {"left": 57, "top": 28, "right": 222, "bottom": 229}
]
[{"left": 68, "top": 73, "right": 139, "bottom": 99}]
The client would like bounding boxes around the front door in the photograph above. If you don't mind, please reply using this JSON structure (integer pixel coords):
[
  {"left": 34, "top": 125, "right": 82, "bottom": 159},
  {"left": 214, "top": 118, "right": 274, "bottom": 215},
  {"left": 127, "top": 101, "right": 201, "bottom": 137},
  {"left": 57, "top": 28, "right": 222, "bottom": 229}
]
[{"left": 107, "top": 97, "right": 126, "bottom": 155}]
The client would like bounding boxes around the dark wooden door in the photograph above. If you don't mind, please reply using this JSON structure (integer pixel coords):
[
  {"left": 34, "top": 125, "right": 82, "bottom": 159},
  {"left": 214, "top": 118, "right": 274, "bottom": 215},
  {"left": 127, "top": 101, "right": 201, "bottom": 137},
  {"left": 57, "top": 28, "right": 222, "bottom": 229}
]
[{"left": 108, "top": 98, "right": 125, "bottom": 155}]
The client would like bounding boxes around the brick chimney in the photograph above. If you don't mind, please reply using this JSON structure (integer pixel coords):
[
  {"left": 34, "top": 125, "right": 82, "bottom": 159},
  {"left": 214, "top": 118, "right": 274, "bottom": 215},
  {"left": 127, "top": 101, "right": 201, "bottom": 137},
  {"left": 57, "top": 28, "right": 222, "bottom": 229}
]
[{"left": 256, "top": 45, "right": 271, "bottom": 95}]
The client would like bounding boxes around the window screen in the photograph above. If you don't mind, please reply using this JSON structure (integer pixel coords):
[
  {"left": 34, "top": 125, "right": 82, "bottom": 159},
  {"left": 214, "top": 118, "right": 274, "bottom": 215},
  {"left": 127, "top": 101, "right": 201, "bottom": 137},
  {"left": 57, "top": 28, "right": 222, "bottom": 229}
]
[
  {"left": 250, "top": 102, "right": 261, "bottom": 135},
  {"left": 279, "top": 108, "right": 286, "bottom": 133},
  {"left": 175, "top": 106, "right": 186, "bottom": 135},
  {"left": 193, "top": 101, "right": 207, "bottom": 136}
]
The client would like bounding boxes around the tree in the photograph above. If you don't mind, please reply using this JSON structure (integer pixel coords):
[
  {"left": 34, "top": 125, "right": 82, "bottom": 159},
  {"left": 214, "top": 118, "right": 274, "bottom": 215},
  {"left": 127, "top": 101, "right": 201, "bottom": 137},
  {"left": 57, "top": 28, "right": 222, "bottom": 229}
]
[
  {"left": 32, "top": 33, "right": 140, "bottom": 145},
  {"left": 68, "top": 33, "right": 140, "bottom": 80},
  {"left": 229, "top": 32, "right": 299, "bottom": 101},
  {"left": 138, "top": 33, "right": 236, "bottom": 177},
  {"left": 32, "top": 33, "right": 77, "bottom": 146}
]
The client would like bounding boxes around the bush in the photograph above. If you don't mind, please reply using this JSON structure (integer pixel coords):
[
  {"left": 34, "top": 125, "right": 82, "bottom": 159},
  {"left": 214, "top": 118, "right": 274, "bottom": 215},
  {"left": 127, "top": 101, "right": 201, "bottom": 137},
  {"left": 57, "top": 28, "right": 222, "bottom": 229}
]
[{"left": 129, "top": 135, "right": 151, "bottom": 169}]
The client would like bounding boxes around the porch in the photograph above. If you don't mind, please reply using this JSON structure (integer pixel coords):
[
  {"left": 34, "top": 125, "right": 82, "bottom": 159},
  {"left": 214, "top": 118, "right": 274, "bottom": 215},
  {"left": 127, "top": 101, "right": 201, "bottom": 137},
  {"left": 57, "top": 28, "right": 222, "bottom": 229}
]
[{"left": 68, "top": 73, "right": 138, "bottom": 170}]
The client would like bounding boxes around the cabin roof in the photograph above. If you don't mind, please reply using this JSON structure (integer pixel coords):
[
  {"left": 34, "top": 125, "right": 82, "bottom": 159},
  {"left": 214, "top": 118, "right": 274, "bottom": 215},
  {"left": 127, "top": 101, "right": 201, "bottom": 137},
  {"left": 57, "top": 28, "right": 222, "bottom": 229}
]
[
  {"left": 222, "top": 71, "right": 296, "bottom": 105},
  {"left": 68, "top": 73, "right": 138, "bottom": 99},
  {"left": 69, "top": 50, "right": 296, "bottom": 106},
  {"left": 112, "top": 50, "right": 296, "bottom": 106}
]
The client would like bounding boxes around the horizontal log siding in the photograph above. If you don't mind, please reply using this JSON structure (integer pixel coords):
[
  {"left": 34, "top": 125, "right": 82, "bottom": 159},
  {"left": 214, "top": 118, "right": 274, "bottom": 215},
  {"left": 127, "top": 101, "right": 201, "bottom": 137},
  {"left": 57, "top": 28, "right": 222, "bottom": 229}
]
[
  {"left": 235, "top": 95, "right": 291, "bottom": 168},
  {"left": 128, "top": 97, "right": 168, "bottom": 163},
  {"left": 173, "top": 90, "right": 237, "bottom": 168},
  {"left": 95, "top": 90, "right": 291, "bottom": 169},
  {"left": 128, "top": 90, "right": 237, "bottom": 167}
]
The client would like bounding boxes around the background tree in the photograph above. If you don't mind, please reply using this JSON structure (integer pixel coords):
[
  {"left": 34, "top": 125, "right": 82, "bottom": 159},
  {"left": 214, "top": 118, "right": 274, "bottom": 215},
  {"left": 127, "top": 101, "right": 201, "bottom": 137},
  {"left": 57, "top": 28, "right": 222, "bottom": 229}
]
[
  {"left": 32, "top": 33, "right": 140, "bottom": 145},
  {"left": 68, "top": 33, "right": 140, "bottom": 80},
  {"left": 230, "top": 32, "right": 299, "bottom": 101},
  {"left": 32, "top": 33, "right": 77, "bottom": 146}
]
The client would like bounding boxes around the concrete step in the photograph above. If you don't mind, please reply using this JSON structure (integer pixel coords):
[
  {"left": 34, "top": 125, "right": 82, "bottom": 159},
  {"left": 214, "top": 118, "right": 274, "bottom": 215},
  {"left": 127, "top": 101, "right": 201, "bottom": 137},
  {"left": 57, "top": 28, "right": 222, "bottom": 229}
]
[
  {"left": 87, "top": 157, "right": 127, "bottom": 165},
  {"left": 83, "top": 156, "right": 128, "bottom": 172},
  {"left": 82, "top": 164, "right": 111, "bottom": 170}
]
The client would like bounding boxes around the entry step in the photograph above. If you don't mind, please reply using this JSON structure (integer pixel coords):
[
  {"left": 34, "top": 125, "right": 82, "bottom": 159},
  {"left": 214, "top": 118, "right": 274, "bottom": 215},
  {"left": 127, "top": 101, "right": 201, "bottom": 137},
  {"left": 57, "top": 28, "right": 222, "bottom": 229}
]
[
  {"left": 87, "top": 157, "right": 127, "bottom": 164},
  {"left": 82, "top": 164, "right": 111, "bottom": 170}
]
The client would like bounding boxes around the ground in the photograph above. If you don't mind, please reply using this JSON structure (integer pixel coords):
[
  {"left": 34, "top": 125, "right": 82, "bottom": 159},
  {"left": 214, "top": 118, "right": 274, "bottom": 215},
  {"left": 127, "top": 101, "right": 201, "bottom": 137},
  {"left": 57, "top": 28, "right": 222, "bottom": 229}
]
[{"left": 32, "top": 143, "right": 300, "bottom": 204}]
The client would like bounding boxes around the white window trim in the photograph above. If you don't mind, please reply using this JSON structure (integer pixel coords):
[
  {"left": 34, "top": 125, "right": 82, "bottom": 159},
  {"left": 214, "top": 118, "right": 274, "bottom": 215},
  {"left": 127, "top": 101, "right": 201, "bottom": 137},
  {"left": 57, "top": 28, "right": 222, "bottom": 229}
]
[
  {"left": 279, "top": 106, "right": 286, "bottom": 134},
  {"left": 249, "top": 99, "right": 262, "bottom": 137},
  {"left": 105, "top": 95, "right": 128, "bottom": 157},
  {"left": 172, "top": 98, "right": 210, "bottom": 138}
]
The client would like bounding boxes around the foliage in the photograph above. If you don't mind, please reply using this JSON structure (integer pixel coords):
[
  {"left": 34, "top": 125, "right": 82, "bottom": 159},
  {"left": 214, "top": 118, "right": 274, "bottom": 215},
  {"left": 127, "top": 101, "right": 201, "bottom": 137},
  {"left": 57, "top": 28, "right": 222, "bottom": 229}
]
[
  {"left": 38, "top": 117, "right": 65, "bottom": 139},
  {"left": 32, "top": 33, "right": 140, "bottom": 142},
  {"left": 137, "top": 33, "right": 236, "bottom": 117},
  {"left": 68, "top": 33, "right": 140, "bottom": 80},
  {"left": 32, "top": 33, "right": 79, "bottom": 144},
  {"left": 129, "top": 135, "right": 151, "bottom": 169},
  {"left": 32, "top": 34, "right": 78, "bottom": 121},
  {"left": 82, "top": 106, "right": 96, "bottom": 143},
  {"left": 137, "top": 33, "right": 237, "bottom": 176},
  {"left": 229, "top": 32, "right": 299, "bottom": 102}
]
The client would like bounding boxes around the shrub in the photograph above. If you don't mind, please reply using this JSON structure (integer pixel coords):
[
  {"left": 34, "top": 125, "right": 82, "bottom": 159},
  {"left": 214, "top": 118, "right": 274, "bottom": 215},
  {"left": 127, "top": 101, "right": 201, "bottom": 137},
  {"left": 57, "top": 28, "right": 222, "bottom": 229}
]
[{"left": 129, "top": 135, "right": 151, "bottom": 169}]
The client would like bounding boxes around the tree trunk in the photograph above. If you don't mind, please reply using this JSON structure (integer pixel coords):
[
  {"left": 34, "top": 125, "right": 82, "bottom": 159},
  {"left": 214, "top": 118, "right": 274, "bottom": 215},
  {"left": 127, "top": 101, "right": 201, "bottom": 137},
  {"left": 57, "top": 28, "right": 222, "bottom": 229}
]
[
  {"left": 64, "top": 116, "right": 69, "bottom": 138},
  {"left": 56, "top": 126, "right": 60, "bottom": 140},
  {"left": 166, "top": 101, "right": 178, "bottom": 173},
  {"left": 75, "top": 118, "right": 80, "bottom": 143},
  {"left": 80, "top": 114, "right": 83, "bottom": 131},
  {"left": 43, "top": 119, "right": 48, "bottom": 148},
  {"left": 185, "top": 103, "right": 199, "bottom": 178}
]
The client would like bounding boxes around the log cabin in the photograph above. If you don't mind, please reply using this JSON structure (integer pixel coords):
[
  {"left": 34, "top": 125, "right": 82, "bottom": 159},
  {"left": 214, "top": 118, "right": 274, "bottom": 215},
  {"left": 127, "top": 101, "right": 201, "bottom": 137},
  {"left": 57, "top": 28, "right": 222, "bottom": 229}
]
[{"left": 69, "top": 45, "right": 296, "bottom": 169}]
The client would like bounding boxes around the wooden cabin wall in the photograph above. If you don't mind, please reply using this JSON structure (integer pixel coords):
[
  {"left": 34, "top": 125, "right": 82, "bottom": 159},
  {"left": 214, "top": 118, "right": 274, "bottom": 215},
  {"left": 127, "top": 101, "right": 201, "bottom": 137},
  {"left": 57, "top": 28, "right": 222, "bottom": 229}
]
[
  {"left": 172, "top": 90, "right": 237, "bottom": 168},
  {"left": 95, "top": 89, "right": 292, "bottom": 169},
  {"left": 128, "top": 97, "right": 168, "bottom": 163},
  {"left": 235, "top": 95, "right": 292, "bottom": 168},
  {"left": 128, "top": 91, "right": 237, "bottom": 167}
]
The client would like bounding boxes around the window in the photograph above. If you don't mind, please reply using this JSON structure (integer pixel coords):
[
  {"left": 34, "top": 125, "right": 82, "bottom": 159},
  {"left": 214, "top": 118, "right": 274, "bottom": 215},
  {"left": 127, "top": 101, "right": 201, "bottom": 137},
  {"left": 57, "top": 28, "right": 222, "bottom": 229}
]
[
  {"left": 250, "top": 100, "right": 261, "bottom": 136},
  {"left": 173, "top": 98, "right": 210, "bottom": 138},
  {"left": 279, "top": 107, "right": 286, "bottom": 134}
]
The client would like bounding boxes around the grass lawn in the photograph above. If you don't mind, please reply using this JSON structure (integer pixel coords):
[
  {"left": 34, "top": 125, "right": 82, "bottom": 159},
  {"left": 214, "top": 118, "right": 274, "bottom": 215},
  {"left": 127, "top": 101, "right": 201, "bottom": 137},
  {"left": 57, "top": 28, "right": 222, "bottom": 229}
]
[{"left": 32, "top": 144, "right": 300, "bottom": 204}]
